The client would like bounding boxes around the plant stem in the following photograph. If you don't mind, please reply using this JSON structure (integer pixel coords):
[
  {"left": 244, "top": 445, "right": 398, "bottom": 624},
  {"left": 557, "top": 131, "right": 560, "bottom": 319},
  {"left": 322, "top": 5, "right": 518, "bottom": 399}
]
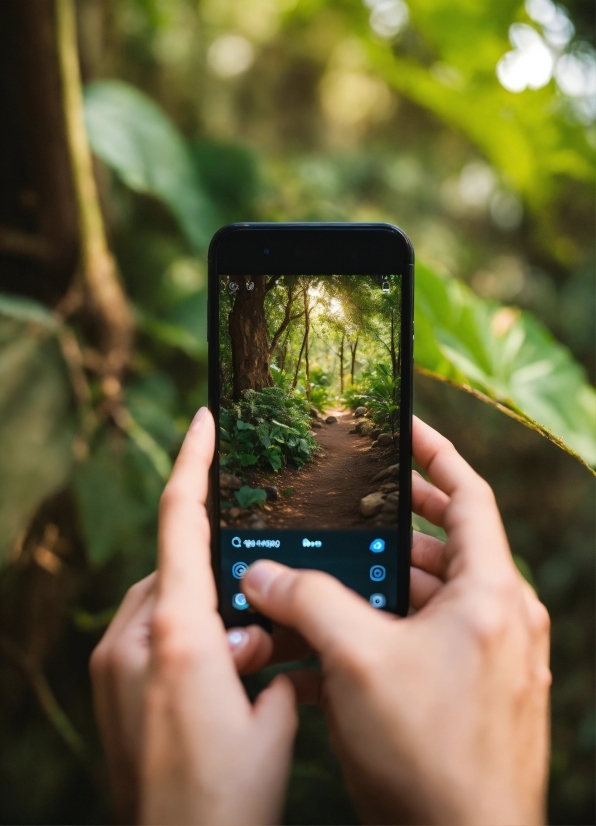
[{"left": 55, "top": 0, "right": 133, "bottom": 383}]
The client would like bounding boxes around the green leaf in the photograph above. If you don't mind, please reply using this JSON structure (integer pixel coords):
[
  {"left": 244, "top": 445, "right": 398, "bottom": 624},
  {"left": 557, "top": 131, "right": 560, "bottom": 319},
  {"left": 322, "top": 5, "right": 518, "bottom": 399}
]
[
  {"left": 235, "top": 486, "right": 267, "bottom": 509},
  {"left": 84, "top": 80, "right": 218, "bottom": 250},
  {"left": 238, "top": 454, "right": 259, "bottom": 467},
  {"left": 0, "top": 302, "right": 75, "bottom": 565},
  {"left": 236, "top": 419, "right": 256, "bottom": 431},
  {"left": 74, "top": 434, "right": 159, "bottom": 566},
  {"left": 415, "top": 264, "right": 596, "bottom": 471}
]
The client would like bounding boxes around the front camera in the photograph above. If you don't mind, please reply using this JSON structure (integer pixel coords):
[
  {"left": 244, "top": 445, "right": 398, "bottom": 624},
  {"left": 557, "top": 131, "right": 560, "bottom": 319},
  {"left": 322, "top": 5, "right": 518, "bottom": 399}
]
[{"left": 263, "top": 248, "right": 270, "bottom": 255}]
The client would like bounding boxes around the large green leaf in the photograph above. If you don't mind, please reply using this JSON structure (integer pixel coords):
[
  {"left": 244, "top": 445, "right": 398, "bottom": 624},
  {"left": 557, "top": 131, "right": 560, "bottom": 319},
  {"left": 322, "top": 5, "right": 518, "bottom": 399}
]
[
  {"left": 415, "top": 264, "right": 596, "bottom": 471},
  {"left": 0, "top": 296, "right": 75, "bottom": 565},
  {"left": 84, "top": 80, "right": 219, "bottom": 251},
  {"left": 74, "top": 433, "right": 162, "bottom": 567}
]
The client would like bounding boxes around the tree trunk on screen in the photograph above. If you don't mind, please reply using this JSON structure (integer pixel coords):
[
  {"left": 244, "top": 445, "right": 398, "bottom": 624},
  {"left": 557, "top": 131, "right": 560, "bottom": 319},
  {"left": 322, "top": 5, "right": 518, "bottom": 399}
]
[
  {"left": 339, "top": 332, "right": 345, "bottom": 394},
  {"left": 303, "top": 288, "right": 311, "bottom": 401},
  {"left": 349, "top": 334, "right": 359, "bottom": 384},
  {"left": 228, "top": 275, "right": 274, "bottom": 400}
]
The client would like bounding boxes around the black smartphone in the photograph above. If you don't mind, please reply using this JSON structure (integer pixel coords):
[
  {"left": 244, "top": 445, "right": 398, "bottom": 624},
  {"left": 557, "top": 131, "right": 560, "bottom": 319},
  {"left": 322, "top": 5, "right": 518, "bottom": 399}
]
[{"left": 208, "top": 223, "right": 414, "bottom": 627}]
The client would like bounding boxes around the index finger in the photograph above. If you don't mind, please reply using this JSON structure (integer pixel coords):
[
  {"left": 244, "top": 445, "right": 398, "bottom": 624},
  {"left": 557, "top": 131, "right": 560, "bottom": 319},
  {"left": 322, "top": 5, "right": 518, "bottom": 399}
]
[
  {"left": 412, "top": 417, "right": 514, "bottom": 581},
  {"left": 156, "top": 407, "right": 217, "bottom": 612}
]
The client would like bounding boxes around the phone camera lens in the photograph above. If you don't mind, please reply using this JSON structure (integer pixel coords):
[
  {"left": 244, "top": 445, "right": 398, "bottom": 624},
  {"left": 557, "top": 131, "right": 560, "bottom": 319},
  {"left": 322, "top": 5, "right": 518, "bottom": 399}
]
[{"left": 263, "top": 248, "right": 269, "bottom": 255}]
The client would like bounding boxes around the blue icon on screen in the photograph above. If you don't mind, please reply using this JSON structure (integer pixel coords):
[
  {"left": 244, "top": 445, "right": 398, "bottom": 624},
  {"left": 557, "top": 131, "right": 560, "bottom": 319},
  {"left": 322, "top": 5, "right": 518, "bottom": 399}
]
[
  {"left": 370, "top": 565, "right": 386, "bottom": 582},
  {"left": 370, "top": 593, "right": 386, "bottom": 608},
  {"left": 232, "top": 593, "right": 249, "bottom": 610},
  {"left": 370, "top": 538, "right": 385, "bottom": 553},
  {"left": 232, "top": 562, "right": 248, "bottom": 579},
  {"left": 231, "top": 536, "right": 242, "bottom": 548}
]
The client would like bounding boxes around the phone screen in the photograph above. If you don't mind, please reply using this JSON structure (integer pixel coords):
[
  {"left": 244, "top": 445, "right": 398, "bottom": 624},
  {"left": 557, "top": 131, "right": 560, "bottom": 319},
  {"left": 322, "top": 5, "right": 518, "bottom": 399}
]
[{"left": 214, "top": 270, "right": 405, "bottom": 623}]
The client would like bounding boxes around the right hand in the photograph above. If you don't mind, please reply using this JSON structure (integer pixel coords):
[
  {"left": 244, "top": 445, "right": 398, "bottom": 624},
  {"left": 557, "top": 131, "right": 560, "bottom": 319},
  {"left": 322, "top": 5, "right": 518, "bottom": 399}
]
[{"left": 243, "top": 417, "right": 551, "bottom": 825}]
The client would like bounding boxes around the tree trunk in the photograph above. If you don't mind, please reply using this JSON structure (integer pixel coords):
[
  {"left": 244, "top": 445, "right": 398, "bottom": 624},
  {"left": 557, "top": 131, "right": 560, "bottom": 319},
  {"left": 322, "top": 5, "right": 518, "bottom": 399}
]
[
  {"left": 268, "top": 283, "right": 295, "bottom": 356},
  {"left": 349, "top": 334, "right": 359, "bottom": 384},
  {"left": 228, "top": 275, "right": 273, "bottom": 400},
  {"left": 278, "top": 327, "right": 291, "bottom": 372},
  {"left": 290, "top": 299, "right": 308, "bottom": 393},
  {"left": 339, "top": 332, "right": 345, "bottom": 394},
  {"left": 303, "top": 287, "right": 311, "bottom": 401}
]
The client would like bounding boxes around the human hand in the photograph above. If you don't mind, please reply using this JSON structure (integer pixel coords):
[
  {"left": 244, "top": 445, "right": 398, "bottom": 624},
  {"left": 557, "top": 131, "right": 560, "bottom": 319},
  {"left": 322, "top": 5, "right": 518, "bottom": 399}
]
[
  {"left": 90, "top": 408, "right": 298, "bottom": 825},
  {"left": 242, "top": 417, "right": 551, "bottom": 825}
]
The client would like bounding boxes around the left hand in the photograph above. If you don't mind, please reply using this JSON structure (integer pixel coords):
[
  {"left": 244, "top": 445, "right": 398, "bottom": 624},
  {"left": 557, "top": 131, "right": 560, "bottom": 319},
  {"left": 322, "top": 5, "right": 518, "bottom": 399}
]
[{"left": 90, "top": 407, "right": 298, "bottom": 825}]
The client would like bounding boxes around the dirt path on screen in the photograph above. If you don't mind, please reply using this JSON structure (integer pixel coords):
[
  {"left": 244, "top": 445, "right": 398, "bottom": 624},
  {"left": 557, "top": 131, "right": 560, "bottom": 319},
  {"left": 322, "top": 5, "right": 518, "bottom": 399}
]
[{"left": 262, "top": 409, "right": 394, "bottom": 529}]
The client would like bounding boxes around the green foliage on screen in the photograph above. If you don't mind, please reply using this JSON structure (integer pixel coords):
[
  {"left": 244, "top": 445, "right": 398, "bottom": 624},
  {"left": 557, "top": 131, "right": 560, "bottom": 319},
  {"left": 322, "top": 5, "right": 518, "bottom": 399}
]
[{"left": 220, "top": 387, "right": 318, "bottom": 473}]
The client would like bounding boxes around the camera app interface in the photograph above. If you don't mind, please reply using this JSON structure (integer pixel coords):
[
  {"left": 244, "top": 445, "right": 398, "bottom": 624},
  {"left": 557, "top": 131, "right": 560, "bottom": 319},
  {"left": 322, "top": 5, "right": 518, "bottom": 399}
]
[{"left": 218, "top": 273, "right": 402, "bottom": 618}]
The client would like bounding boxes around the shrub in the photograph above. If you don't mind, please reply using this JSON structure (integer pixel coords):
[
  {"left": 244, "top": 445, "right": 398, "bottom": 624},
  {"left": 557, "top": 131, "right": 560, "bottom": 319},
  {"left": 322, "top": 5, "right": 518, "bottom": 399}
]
[
  {"left": 220, "top": 386, "right": 318, "bottom": 472},
  {"left": 342, "top": 364, "right": 400, "bottom": 434}
]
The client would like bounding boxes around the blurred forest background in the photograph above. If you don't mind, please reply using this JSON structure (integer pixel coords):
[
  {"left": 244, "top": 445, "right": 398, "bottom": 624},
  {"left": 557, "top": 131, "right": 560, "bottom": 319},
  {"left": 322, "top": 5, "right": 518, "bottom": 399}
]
[{"left": 0, "top": 0, "right": 594, "bottom": 823}]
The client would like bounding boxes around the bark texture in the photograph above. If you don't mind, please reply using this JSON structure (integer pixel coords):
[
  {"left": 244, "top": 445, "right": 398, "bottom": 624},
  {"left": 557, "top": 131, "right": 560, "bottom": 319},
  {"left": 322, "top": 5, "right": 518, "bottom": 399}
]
[{"left": 228, "top": 276, "right": 273, "bottom": 400}]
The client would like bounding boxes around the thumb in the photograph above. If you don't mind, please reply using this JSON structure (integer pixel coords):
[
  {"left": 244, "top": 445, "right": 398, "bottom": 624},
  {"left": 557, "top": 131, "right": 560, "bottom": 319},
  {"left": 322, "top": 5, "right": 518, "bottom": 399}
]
[
  {"left": 253, "top": 673, "right": 298, "bottom": 742},
  {"left": 242, "top": 560, "right": 389, "bottom": 660},
  {"left": 250, "top": 674, "right": 298, "bottom": 824}
]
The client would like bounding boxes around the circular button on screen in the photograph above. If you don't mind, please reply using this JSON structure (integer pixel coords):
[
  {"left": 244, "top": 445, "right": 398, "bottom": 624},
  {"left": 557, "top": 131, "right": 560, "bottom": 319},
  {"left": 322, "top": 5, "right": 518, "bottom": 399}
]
[
  {"left": 232, "top": 561, "right": 248, "bottom": 579},
  {"left": 370, "top": 593, "right": 386, "bottom": 609},
  {"left": 232, "top": 593, "right": 249, "bottom": 610},
  {"left": 370, "top": 564, "right": 386, "bottom": 582}
]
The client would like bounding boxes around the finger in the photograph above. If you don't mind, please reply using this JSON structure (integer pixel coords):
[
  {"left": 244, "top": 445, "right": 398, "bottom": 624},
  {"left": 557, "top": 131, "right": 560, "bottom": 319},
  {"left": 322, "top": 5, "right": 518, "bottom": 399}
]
[
  {"left": 243, "top": 561, "right": 389, "bottom": 659},
  {"left": 411, "top": 531, "right": 446, "bottom": 579},
  {"left": 412, "top": 471, "right": 449, "bottom": 527},
  {"left": 251, "top": 675, "right": 299, "bottom": 822},
  {"left": 519, "top": 579, "right": 551, "bottom": 672},
  {"left": 90, "top": 579, "right": 157, "bottom": 825},
  {"left": 156, "top": 407, "right": 216, "bottom": 612},
  {"left": 412, "top": 417, "right": 513, "bottom": 580},
  {"left": 285, "top": 670, "right": 323, "bottom": 706},
  {"left": 412, "top": 416, "right": 485, "bottom": 497},
  {"left": 410, "top": 567, "right": 443, "bottom": 610},
  {"left": 152, "top": 408, "right": 244, "bottom": 703},
  {"left": 227, "top": 626, "right": 274, "bottom": 675},
  {"left": 98, "top": 573, "right": 156, "bottom": 651}
]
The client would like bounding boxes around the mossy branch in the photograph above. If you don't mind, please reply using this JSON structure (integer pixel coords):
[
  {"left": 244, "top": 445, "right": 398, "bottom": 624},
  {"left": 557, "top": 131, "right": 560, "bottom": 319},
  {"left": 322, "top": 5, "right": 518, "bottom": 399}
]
[{"left": 55, "top": 0, "right": 133, "bottom": 386}]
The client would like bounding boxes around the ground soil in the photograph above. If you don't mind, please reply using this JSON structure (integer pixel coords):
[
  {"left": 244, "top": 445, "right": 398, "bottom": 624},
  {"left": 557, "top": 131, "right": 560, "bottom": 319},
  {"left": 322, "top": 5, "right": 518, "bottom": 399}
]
[{"left": 257, "top": 409, "right": 398, "bottom": 529}]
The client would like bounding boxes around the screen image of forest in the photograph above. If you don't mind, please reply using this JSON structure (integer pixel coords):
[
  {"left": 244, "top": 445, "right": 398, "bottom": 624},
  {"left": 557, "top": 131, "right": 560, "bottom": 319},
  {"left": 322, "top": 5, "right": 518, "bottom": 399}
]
[{"left": 218, "top": 274, "right": 402, "bottom": 531}]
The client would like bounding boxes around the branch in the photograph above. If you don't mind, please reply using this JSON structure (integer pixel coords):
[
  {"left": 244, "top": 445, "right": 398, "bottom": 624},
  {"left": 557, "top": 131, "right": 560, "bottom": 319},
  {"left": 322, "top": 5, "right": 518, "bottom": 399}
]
[
  {"left": 55, "top": 0, "right": 133, "bottom": 386},
  {"left": 265, "top": 275, "right": 283, "bottom": 293},
  {"left": 268, "top": 283, "right": 295, "bottom": 356}
]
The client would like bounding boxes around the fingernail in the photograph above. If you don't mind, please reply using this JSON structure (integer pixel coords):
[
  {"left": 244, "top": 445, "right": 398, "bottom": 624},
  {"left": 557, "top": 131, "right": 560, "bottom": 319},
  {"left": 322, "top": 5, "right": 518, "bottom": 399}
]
[
  {"left": 227, "top": 629, "right": 249, "bottom": 651},
  {"left": 191, "top": 407, "right": 208, "bottom": 429},
  {"left": 243, "top": 560, "right": 281, "bottom": 596}
]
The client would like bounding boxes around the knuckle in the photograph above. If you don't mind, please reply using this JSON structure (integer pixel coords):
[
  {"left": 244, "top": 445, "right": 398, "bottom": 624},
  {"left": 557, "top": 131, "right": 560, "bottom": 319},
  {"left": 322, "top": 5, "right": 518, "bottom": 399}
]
[
  {"left": 151, "top": 606, "right": 207, "bottom": 672},
  {"left": 475, "top": 476, "right": 496, "bottom": 504},
  {"left": 537, "top": 664, "right": 552, "bottom": 690},
  {"left": 104, "top": 642, "right": 131, "bottom": 678},
  {"left": 465, "top": 600, "right": 510, "bottom": 649},
  {"left": 529, "top": 600, "right": 551, "bottom": 637},
  {"left": 327, "top": 635, "right": 385, "bottom": 683}
]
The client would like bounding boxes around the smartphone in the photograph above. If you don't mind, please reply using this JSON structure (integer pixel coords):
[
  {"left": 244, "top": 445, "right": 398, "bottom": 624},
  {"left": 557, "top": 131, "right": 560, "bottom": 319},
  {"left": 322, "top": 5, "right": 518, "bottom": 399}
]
[{"left": 208, "top": 223, "right": 413, "bottom": 627}]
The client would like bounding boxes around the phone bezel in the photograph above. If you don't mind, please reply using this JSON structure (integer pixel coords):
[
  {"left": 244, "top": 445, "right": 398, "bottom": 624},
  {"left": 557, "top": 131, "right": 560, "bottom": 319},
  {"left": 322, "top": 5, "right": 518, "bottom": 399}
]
[{"left": 208, "top": 222, "right": 414, "bottom": 620}]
